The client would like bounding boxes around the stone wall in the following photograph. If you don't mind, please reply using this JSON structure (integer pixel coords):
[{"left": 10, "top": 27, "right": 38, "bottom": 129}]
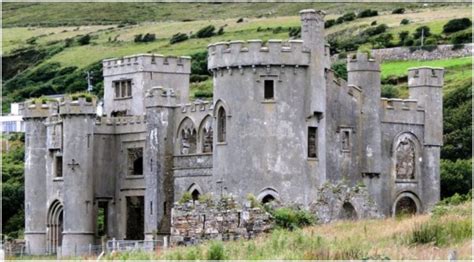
[
  {"left": 170, "top": 198, "right": 273, "bottom": 245},
  {"left": 310, "top": 181, "right": 384, "bottom": 223},
  {"left": 332, "top": 44, "right": 473, "bottom": 62}
]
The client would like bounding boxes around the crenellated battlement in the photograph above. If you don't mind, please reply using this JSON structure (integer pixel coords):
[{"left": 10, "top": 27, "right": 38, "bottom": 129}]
[
  {"left": 22, "top": 100, "right": 59, "bottom": 119},
  {"left": 180, "top": 100, "right": 214, "bottom": 114},
  {"left": 347, "top": 53, "right": 380, "bottom": 72},
  {"left": 145, "top": 86, "right": 178, "bottom": 108},
  {"left": 102, "top": 54, "right": 191, "bottom": 76},
  {"left": 408, "top": 67, "right": 444, "bottom": 88},
  {"left": 59, "top": 97, "right": 97, "bottom": 116},
  {"left": 381, "top": 98, "right": 423, "bottom": 112},
  {"left": 95, "top": 115, "right": 146, "bottom": 126},
  {"left": 208, "top": 39, "right": 310, "bottom": 70}
]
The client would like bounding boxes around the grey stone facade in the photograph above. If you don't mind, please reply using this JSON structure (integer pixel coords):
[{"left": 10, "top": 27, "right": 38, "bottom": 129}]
[{"left": 23, "top": 9, "right": 443, "bottom": 256}]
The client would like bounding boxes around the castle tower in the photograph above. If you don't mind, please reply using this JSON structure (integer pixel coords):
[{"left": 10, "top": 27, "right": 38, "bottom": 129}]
[
  {"left": 102, "top": 54, "right": 191, "bottom": 117},
  {"left": 59, "top": 97, "right": 97, "bottom": 256},
  {"left": 143, "top": 87, "right": 177, "bottom": 240},
  {"left": 347, "top": 53, "right": 382, "bottom": 176},
  {"left": 23, "top": 101, "right": 53, "bottom": 255},
  {"left": 408, "top": 67, "right": 444, "bottom": 210}
]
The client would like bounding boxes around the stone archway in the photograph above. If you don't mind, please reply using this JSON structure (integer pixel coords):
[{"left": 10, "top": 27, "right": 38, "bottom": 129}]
[
  {"left": 47, "top": 200, "right": 64, "bottom": 254},
  {"left": 339, "top": 202, "right": 357, "bottom": 220},
  {"left": 393, "top": 192, "right": 420, "bottom": 216},
  {"left": 257, "top": 188, "right": 279, "bottom": 204}
]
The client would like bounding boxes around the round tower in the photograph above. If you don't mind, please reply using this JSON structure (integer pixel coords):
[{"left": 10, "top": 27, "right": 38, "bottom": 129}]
[
  {"left": 347, "top": 53, "right": 382, "bottom": 176},
  {"left": 23, "top": 100, "right": 56, "bottom": 255},
  {"left": 208, "top": 38, "right": 322, "bottom": 205},
  {"left": 59, "top": 97, "right": 97, "bottom": 256}
]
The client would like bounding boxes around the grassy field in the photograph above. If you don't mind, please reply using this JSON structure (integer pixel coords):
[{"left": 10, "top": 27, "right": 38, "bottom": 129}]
[
  {"left": 2, "top": 2, "right": 443, "bottom": 27},
  {"left": 381, "top": 56, "right": 472, "bottom": 78},
  {"left": 96, "top": 201, "right": 471, "bottom": 260}
]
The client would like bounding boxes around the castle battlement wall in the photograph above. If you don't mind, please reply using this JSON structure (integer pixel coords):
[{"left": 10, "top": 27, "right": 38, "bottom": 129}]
[
  {"left": 59, "top": 97, "right": 97, "bottom": 115},
  {"left": 408, "top": 67, "right": 444, "bottom": 87},
  {"left": 103, "top": 54, "right": 191, "bottom": 76},
  {"left": 95, "top": 115, "right": 146, "bottom": 126},
  {"left": 381, "top": 98, "right": 424, "bottom": 125},
  {"left": 22, "top": 101, "right": 58, "bottom": 119},
  {"left": 144, "top": 86, "right": 178, "bottom": 108},
  {"left": 208, "top": 39, "right": 310, "bottom": 70},
  {"left": 179, "top": 100, "right": 213, "bottom": 114},
  {"left": 347, "top": 53, "right": 380, "bottom": 72}
]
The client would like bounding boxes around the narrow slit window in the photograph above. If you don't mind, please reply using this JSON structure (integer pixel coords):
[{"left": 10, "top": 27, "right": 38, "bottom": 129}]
[
  {"left": 308, "top": 127, "right": 318, "bottom": 158},
  {"left": 264, "top": 80, "right": 274, "bottom": 100},
  {"left": 342, "top": 130, "right": 351, "bottom": 151},
  {"left": 55, "top": 156, "right": 63, "bottom": 177},
  {"left": 217, "top": 107, "right": 226, "bottom": 142}
]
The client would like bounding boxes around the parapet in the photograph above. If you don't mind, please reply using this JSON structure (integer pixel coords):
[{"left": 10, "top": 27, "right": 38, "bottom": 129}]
[
  {"left": 300, "top": 9, "right": 326, "bottom": 21},
  {"left": 103, "top": 54, "right": 191, "bottom": 76},
  {"left": 382, "top": 98, "right": 423, "bottom": 111},
  {"left": 408, "top": 67, "right": 444, "bottom": 88},
  {"left": 145, "top": 86, "right": 178, "bottom": 108},
  {"left": 180, "top": 100, "right": 213, "bottom": 114},
  {"left": 347, "top": 53, "right": 380, "bottom": 72},
  {"left": 207, "top": 39, "right": 310, "bottom": 70},
  {"left": 22, "top": 100, "right": 58, "bottom": 119},
  {"left": 59, "top": 97, "right": 97, "bottom": 116},
  {"left": 95, "top": 115, "right": 146, "bottom": 126}
]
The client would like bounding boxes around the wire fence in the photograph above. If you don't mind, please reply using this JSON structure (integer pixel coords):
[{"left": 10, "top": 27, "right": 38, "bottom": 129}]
[{"left": 2, "top": 238, "right": 167, "bottom": 258}]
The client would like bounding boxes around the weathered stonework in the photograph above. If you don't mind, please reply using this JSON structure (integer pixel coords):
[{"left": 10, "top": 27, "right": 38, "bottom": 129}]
[
  {"left": 170, "top": 198, "right": 273, "bottom": 245},
  {"left": 23, "top": 9, "right": 443, "bottom": 256}
]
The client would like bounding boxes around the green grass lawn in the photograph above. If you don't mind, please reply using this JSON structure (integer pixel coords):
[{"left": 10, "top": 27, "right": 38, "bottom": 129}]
[{"left": 381, "top": 56, "right": 472, "bottom": 78}]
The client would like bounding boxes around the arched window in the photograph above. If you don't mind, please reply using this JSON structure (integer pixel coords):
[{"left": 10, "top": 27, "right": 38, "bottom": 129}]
[
  {"left": 339, "top": 202, "right": 357, "bottom": 220},
  {"left": 200, "top": 116, "right": 213, "bottom": 153},
  {"left": 191, "top": 189, "right": 200, "bottom": 201},
  {"left": 217, "top": 107, "right": 226, "bottom": 142},
  {"left": 393, "top": 133, "right": 420, "bottom": 180},
  {"left": 177, "top": 118, "right": 197, "bottom": 155},
  {"left": 261, "top": 195, "right": 275, "bottom": 204}
]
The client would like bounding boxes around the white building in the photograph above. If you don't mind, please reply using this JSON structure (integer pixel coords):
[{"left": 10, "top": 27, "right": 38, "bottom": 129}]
[{"left": 1, "top": 103, "right": 24, "bottom": 133}]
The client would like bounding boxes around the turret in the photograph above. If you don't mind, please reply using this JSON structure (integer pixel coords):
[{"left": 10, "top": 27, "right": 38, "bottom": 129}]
[
  {"left": 59, "top": 97, "right": 97, "bottom": 256},
  {"left": 144, "top": 87, "right": 178, "bottom": 239},
  {"left": 347, "top": 53, "right": 382, "bottom": 176},
  {"left": 408, "top": 67, "right": 444, "bottom": 210},
  {"left": 408, "top": 67, "right": 444, "bottom": 146},
  {"left": 23, "top": 100, "right": 57, "bottom": 255},
  {"left": 102, "top": 54, "right": 190, "bottom": 117}
]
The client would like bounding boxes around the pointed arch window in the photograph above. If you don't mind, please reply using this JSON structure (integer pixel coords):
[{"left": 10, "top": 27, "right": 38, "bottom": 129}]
[{"left": 217, "top": 107, "right": 226, "bottom": 143}]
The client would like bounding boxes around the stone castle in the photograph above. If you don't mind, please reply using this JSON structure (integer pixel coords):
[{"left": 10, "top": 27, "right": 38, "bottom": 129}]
[{"left": 23, "top": 10, "right": 443, "bottom": 255}]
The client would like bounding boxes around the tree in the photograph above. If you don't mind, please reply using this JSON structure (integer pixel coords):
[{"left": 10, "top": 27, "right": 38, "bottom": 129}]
[
  {"left": 443, "top": 18, "right": 472, "bottom": 34},
  {"left": 413, "top": 26, "right": 431, "bottom": 39},
  {"left": 398, "top": 31, "right": 410, "bottom": 44},
  {"left": 170, "top": 32, "right": 189, "bottom": 44},
  {"left": 194, "top": 25, "right": 216, "bottom": 38},
  {"left": 392, "top": 8, "right": 405, "bottom": 14},
  {"left": 357, "top": 9, "right": 378, "bottom": 18},
  {"left": 440, "top": 159, "right": 472, "bottom": 198},
  {"left": 78, "top": 34, "right": 91, "bottom": 45}
]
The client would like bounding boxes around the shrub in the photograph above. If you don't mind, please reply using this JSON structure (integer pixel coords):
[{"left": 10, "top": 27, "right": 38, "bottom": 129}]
[
  {"left": 331, "top": 61, "right": 347, "bottom": 80},
  {"left": 400, "top": 18, "right": 410, "bottom": 25},
  {"left": 408, "top": 223, "right": 444, "bottom": 245},
  {"left": 341, "top": 12, "right": 356, "bottom": 22},
  {"left": 371, "top": 21, "right": 377, "bottom": 26},
  {"left": 170, "top": 32, "right": 188, "bottom": 44},
  {"left": 142, "top": 33, "right": 156, "bottom": 42},
  {"left": 190, "top": 74, "right": 209, "bottom": 82},
  {"left": 179, "top": 191, "right": 192, "bottom": 204},
  {"left": 272, "top": 207, "right": 315, "bottom": 230},
  {"left": 272, "top": 26, "right": 283, "bottom": 34},
  {"left": 325, "top": 19, "right": 336, "bottom": 28},
  {"left": 194, "top": 25, "right": 216, "bottom": 38},
  {"left": 450, "top": 30, "right": 472, "bottom": 44},
  {"left": 77, "top": 34, "right": 91, "bottom": 45},
  {"left": 190, "top": 51, "right": 209, "bottom": 76},
  {"left": 194, "top": 90, "right": 213, "bottom": 98},
  {"left": 443, "top": 18, "right": 472, "bottom": 33},
  {"left": 357, "top": 9, "right": 378, "bottom": 18},
  {"left": 68, "top": 92, "right": 95, "bottom": 102},
  {"left": 217, "top": 26, "right": 224, "bottom": 35},
  {"left": 236, "top": 17, "right": 244, "bottom": 23},
  {"left": 336, "top": 16, "right": 345, "bottom": 24},
  {"left": 207, "top": 241, "right": 225, "bottom": 260},
  {"left": 404, "top": 38, "right": 414, "bottom": 46},
  {"left": 246, "top": 193, "right": 260, "bottom": 208},
  {"left": 289, "top": 27, "right": 301, "bottom": 38},
  {"left": 361, "top": 24, "right": 388, "bottom": 37},
  {"left": 392, "top": 8, "right": 405, "bottom": 14},
  {"left": 134, "top": 34, "right": 143, "bottom": 42},
  {"left": 413, "top": 26, "right": 431, "bottom": 39},
  {"left": 381, "top": 85, "right": 400, "bottom": 98},
  {"left": 440, "top": 159, "right": 472, "bottom": 198},
  {"left": 372, "top": 33, "right": 394, "bottom": 48},
  {"left": 398, "top": 31, "right": 410, "bottom": 43}
]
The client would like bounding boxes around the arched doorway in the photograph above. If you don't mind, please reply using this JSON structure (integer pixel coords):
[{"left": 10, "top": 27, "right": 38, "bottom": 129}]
[
  {"left": 393, "top": 192, "right": 420, "bottom": 217},
  {"left": 47, "top": 200, "right": 64, "bottom": 254},
  {"left": 261, "top": 194, "right": 275, "bottom": 204},
  {"left": 187, "top": 183, "right": 202, "bottom": 202},
  {"left": 191, "top": 189, "right": 200, "bottom": 201},
  {"left": 339, "top": 202, "right": 357, "bottom": 220}
]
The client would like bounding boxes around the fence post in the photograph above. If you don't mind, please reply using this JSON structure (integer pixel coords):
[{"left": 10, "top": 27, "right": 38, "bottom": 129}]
[
  {"left": 89, "top": 244, "right": 92, "bottom": 255},
  {"left": 112, "top": 238, "right": 116, "bottom": 252},
  {"left": 448, "top": 250, "right": 457, "bottom": 261},
  {"left": 164, "top": 236, "right": 168, "bottom": 249},
  {"left": 74, "top": 244, "right": 77, "bottom": 257}
]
